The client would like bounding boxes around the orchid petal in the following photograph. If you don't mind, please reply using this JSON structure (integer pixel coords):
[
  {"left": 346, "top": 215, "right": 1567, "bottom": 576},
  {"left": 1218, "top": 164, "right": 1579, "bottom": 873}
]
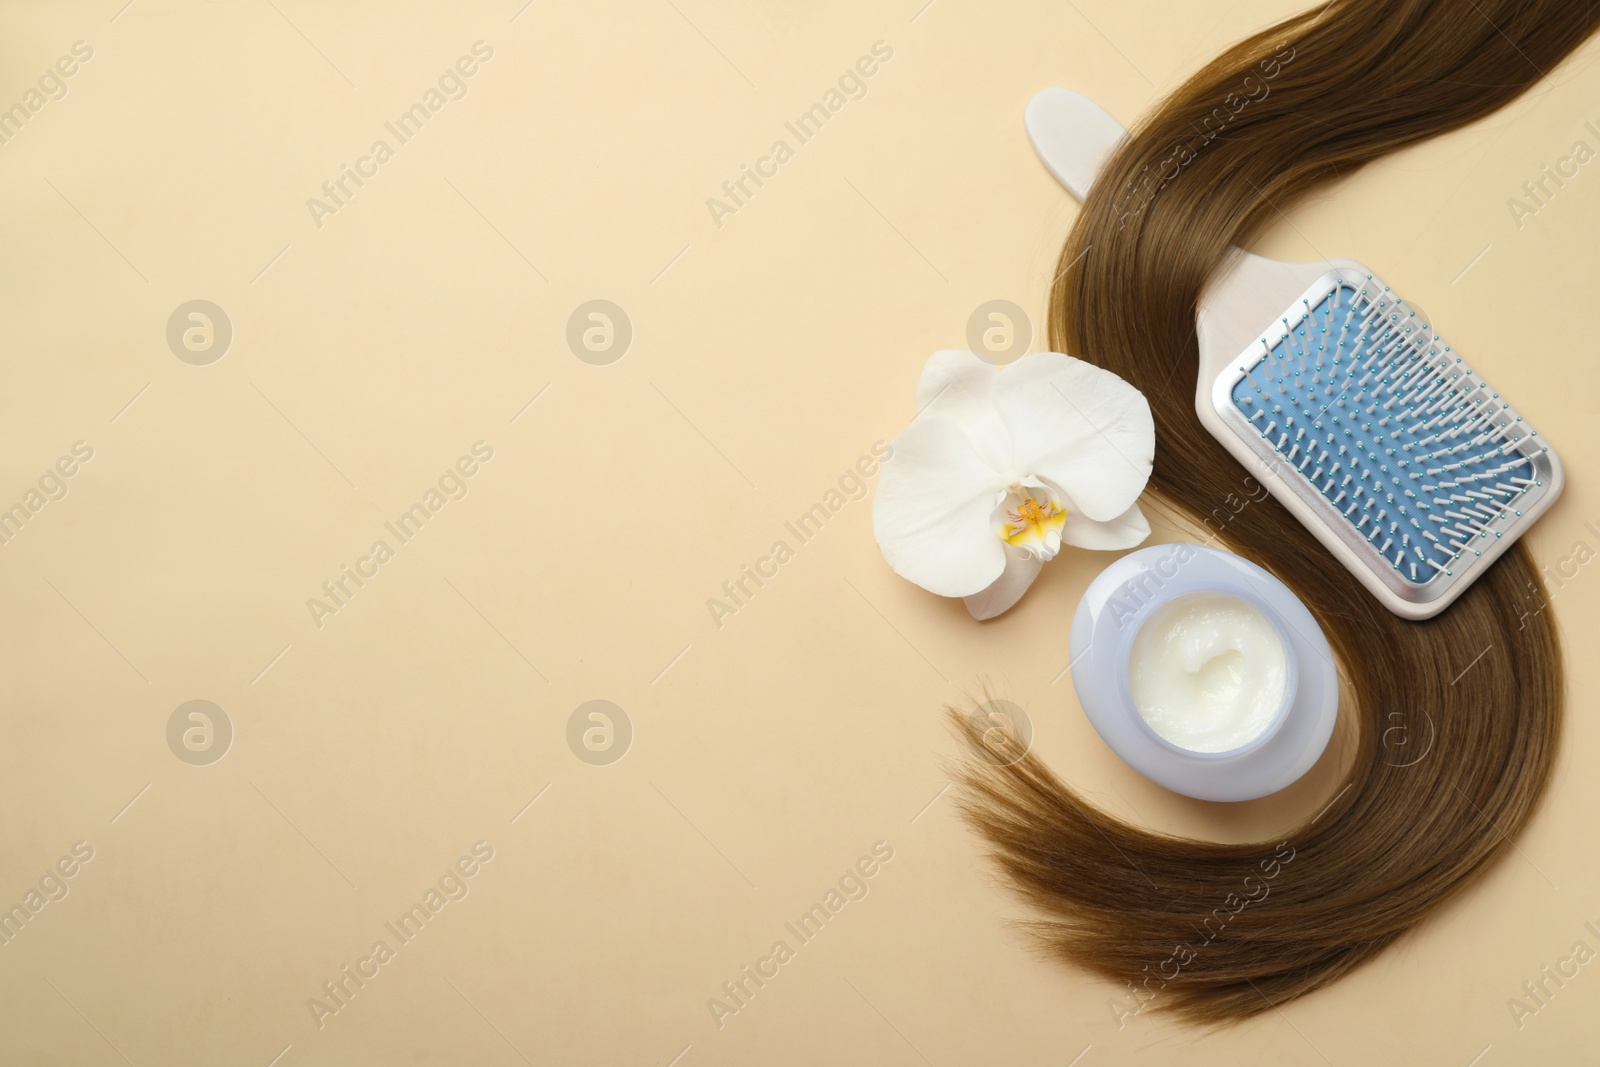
[
  {"left": 963, "top": 546, "right": 1044, "bottom": 620},
  {"left": 872, "top": 417, "right": 1008, "bottom": 597},
  {"left": 913, "top": 350, "right": 1012, "bottom": 473},
  {"left": 1059, "top": 499, "right": 1151, "bottom": 551},
  {"left": 993, "top": 352, "right": 1154, "bottom": 521}
]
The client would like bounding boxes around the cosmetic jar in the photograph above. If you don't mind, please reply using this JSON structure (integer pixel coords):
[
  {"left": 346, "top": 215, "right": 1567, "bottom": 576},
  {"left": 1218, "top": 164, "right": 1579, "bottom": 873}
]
[{"left": 1068, "top": 543, "right": 1338, "bottom": 801}]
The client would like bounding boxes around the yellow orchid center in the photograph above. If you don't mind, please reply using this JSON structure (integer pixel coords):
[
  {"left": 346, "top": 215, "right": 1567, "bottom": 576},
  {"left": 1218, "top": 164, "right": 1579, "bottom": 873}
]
[{"left": 995, "top": 481, "right": 1068, "bottom": 559}]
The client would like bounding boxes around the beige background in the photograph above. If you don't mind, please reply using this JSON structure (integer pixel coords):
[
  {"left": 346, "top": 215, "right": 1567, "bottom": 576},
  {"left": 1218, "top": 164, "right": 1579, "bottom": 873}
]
[{"left": 0, "top": 0, "right": 1597, "bottom": 1063}]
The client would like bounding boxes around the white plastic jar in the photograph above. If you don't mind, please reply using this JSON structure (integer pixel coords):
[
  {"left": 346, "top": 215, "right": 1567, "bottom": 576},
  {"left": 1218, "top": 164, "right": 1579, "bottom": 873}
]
[{"left": 1068, "top": 543, "right": 1338, "bottom": 801}]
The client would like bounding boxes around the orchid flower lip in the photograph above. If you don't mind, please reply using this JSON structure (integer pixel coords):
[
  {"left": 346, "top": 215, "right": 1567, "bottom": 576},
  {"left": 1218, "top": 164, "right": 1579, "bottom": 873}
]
[{"left": 993, "top": 476, "right": 1068, "bottom": 561}]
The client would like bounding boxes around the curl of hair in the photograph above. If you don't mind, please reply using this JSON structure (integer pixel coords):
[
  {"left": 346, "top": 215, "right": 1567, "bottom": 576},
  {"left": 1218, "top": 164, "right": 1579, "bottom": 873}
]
[{"left": 955, "top": 0, "right": 1597, "bottom": 1022}]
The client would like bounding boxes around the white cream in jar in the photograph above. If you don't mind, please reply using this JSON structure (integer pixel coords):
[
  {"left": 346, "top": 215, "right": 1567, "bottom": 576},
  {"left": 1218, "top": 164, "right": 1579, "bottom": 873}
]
[{"left": 1127, "top": 592, "right": 1288, "bottom": 753}]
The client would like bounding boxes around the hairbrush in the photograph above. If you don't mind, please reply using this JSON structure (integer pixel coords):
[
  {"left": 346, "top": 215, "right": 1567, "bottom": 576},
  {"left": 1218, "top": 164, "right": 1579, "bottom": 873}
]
[{"left": 1024, "top": 88, "right": 1563, "bottom": 619}]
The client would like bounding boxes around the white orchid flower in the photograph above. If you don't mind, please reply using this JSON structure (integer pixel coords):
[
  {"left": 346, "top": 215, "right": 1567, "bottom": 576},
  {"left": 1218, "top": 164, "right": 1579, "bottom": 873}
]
[{"left": 872, "top": 350, "right": 1155, "bottom": 620}]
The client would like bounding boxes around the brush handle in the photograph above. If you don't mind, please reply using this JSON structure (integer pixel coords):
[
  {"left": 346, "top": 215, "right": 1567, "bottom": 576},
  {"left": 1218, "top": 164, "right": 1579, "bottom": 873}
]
[
  {"left": 1023, "top": 88, "right": 1128, "bottom": 202},
  {"left": 1024, "top": 88, "right": 1357, "bottom": 388}
]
